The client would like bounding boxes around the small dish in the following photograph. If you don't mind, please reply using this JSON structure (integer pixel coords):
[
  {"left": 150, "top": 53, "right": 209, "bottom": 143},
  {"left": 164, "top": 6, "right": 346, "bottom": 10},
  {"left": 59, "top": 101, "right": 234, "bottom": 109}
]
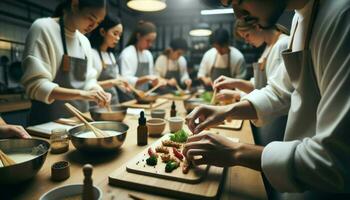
[
  {"left": 151, "top": 109, "right": 166, "bottom": 119},
  {"left": 168, "top": 117, "right": 184, "bottom": 133},
  {"left": 146, "top": 118, "right": 166, "bottom": 137}
]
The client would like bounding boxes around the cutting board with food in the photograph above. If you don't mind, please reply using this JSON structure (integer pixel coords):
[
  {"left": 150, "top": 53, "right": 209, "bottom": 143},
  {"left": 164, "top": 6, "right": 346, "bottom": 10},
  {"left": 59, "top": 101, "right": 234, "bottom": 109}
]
[
  {"left": 126, "top": 132, "right": 209, "bottom": 184},
  {"left": 121, "top": 98, "right": 168, "bottom": 109},
  {"left": 215, "top": 119, "right": 243, "bottom": 130}
]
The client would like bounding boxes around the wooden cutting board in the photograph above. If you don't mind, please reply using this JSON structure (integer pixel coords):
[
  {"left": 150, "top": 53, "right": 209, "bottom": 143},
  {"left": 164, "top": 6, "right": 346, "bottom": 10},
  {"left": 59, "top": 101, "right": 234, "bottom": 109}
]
[
  {"left": 121, "top": 98, "right": 168, "bottom": 109},
  {"left": 126, "top": 134, "right": 209, "bottom": 184},
  {"left": 161, "top": 93, "right": 192, "bottom": 100},
  {"left": 215, "top": 120, "right": 243, "bottom": 130}
]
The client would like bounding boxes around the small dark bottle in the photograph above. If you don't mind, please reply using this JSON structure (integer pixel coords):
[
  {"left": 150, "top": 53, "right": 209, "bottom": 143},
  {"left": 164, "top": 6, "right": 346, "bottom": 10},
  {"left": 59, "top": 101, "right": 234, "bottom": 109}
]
[
  {"left": 170, "top": 101, "right": 177, "bottom": 117},
  {"left": 137, "top": 111, "right": 148, "bottom": 146}
]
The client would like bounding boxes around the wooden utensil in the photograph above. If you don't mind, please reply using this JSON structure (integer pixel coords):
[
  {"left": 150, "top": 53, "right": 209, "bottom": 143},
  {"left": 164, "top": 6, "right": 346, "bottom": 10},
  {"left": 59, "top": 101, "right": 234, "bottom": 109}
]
[
  {"left": 144, "top": 84, "right": 162, "bottom": 96},
  {"left": 64, "top": 103, "right": 109, "bottom": 138},
  {"left": 210, "top": 89, "right": 217, "bottom": 105},
  {"left": 0, "top": 149, "right": 16, "bottom": 167},
  {"left": 129, "top": 85, "right": 145, "bottom": 98},
  {"left": 105, "top": 104, "right": 112, "bottom": 112}
]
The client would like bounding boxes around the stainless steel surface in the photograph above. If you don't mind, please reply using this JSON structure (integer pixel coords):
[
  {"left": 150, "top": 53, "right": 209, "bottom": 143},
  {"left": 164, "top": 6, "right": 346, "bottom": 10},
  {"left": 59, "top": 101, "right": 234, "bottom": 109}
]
[
  {"left": 135, "top": 92, "right": 158, "bottom": 104},
  {"left": 89, "top": 105, "right": 127, "bottom": 122},
  {"left": 68, "top": 121, "right": 129, "bottom": 152},
  {"left": 183, "top": 98, "right": 208, "bottom": 113},
  {"left": 0, "top": 138, "right": 50, "bottom": 184}
]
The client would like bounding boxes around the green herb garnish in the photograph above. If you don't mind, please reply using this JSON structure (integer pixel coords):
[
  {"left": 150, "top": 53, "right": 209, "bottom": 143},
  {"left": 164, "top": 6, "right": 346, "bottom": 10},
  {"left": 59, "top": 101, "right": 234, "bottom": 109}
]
[{"left": 170, "top": 129, "right": 189, "bottom": 143}]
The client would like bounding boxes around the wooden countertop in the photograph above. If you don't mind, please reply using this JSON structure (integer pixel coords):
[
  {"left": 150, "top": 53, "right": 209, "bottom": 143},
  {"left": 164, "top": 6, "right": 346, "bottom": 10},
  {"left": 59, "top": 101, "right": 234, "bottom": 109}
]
[{"left": 0, "top": 100, "right": 267, "bottom": 200}]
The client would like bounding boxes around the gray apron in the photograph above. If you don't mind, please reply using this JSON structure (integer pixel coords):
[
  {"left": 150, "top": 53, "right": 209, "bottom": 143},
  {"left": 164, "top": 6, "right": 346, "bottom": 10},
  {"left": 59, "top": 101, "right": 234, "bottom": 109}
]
[
  {"left": 251, "top": 38, "right": 287, "bottom": 146},
  {"left": 29, "top": 17, "right": 89, "bottom": 125},
  {"left": 135, "top": 48, "right": 150, "bottom": 91},
  {"left": 210, "top": 50, "right": 231, "bottom": 82},
  {"left": 97, "top": 51, "right": 119, "bottom": 104},
  {"left": 157, "top": 58, "right": 181, "bottom": 94}
]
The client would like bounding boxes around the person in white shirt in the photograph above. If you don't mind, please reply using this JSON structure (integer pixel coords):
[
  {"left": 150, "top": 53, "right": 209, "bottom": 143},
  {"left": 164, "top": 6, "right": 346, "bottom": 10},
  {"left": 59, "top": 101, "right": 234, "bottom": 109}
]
[
  {"left": 197, "top": 28, "right": 246, "bottom": 88},
  {"left": 21, "top": 0, "right": 111, "bottom": 125},
  {"left": 119, "top": 21, "right": 163, "bottom": 91},
  {"left": 215, "top": 19, "right": 290, "bottom": 146},
  {"left": 89, "top": 15, "right": 130, "bottom": 104},
  {"left": 184, "top": 0, "right": 350, "bottom": 199},
  {"left": 154, "top": 38, "right": 192, "bottom": 93}
]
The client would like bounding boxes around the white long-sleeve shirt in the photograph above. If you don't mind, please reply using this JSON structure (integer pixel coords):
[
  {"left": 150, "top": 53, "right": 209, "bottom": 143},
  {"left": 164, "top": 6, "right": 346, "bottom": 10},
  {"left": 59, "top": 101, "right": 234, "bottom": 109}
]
[
  {"left": 119, "top": 45, "right": 154, "bottom": 86},
  {"left": 197, "top": 47, "right": 246, "bottom": 79},
  {"left": 91, "top": 49, "right": 119, "bottom": 78},
  {"left": 154, "top": 55, "right": 190, "bottom": 84},
  {"left": 21, "top": 17, "right": 99, "bottom": 104},
  {"left": 243, "top": 0, "right": 350, "bottom": 196}
]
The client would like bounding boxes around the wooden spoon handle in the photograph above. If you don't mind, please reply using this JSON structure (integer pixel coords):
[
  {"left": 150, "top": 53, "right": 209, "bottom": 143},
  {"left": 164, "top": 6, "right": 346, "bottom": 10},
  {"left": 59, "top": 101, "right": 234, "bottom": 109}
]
[
  {"left": 211, "top": 89, "right": 217, "bottom": 105},
  {"left": 0, "top": 149, "right": 16, "bottom": 166},
  {"left": 145, "top": 84, "right": 161, "bottom": 96}
]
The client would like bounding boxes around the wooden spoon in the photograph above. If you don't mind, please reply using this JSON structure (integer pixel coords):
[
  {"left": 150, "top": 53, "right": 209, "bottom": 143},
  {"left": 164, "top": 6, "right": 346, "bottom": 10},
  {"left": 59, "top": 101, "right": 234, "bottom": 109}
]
[
  {"left": 211, "top": 89, "right": 217, "bottom": 105},
  {"left": 129, "top": 85, "right": 145, "bottom": 98},
  {"left": 64, "top": 103, "right": 109, "bottom": 138},
  {"left": 0, "top": 149, "right": 16, "bottom": 167},
  {"left": 144, "top": 84, "right": 162, "bottom": 96}
]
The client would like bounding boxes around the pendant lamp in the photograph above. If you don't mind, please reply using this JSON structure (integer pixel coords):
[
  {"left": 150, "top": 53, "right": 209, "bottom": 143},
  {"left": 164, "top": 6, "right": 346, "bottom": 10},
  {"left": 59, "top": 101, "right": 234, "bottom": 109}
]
[{"left": 127, "top": 0, "right": 167, "bottom": 12}]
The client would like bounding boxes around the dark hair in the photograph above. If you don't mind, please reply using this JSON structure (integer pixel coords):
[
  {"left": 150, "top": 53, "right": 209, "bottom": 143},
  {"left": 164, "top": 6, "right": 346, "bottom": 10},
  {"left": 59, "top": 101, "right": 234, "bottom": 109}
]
[
  {"left": 210, "top": 28, "right": 230, "bottom": 47},
  {"left": 234, "top": 19, "right": 289, "bottom": 40},
  {"left": 89, "top": 15, "right": 122, "bottom": 52},
  {"left": 163, "top": 38, "right": 188, "bottom": 56},
  {"left": 127, "top": 20, "right": 156, "bottom": 46},
  {"left": 52, "top": 0, "right": 106, "bottom": 17}
]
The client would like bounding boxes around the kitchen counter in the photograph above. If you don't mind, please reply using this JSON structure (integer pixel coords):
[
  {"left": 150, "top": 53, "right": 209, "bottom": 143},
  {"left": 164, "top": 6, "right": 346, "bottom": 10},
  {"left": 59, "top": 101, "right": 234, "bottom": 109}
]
[
  {"left": 0, "top": 94, "right": 31, "bottom": 113},
  {"left": 1, "top": 100, "right": 267, "bottom": 200}
]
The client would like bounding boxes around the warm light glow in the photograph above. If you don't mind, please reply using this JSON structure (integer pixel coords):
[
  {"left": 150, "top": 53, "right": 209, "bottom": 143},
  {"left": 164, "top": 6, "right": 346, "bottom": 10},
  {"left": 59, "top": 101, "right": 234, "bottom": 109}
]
[
  {"left": 189, "top": 29, "right": 212, "bottom": 37},
  {"left": 201, "top": 8, "right": 234, "bottom": 15},
  {"left": 127, "top": 0, "right": 167, "bottom": 12}
]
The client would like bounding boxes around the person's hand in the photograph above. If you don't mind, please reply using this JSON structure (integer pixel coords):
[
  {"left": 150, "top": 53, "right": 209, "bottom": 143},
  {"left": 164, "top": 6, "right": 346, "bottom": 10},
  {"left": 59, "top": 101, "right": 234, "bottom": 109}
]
[
  {"left": 167, "top": 78, "right": 178, "bottom": 87},
  {"left": 216, "top": 89, "right": 241, "bottom": 104},
  {"left": 114, "top": 79, "right": 131, "bottom": 92},
  {"left": 213, "top": 75, "right": 241, "bottom": 91},
  {"left": 201, "top": 77, "right": 212, "bottom": 87},
  {"left": 0, "top": 125, "right": 31, "bottom": 139},
  {"left": 185, "top": 104, "right": 235, "bottom": 134},
  {"left": 81, "top": 90, "right": 111, "bottom": 106},
  {"left": 146, "top": 75, "right": 160, "bottom": 87},
  {"left": 184, "top": 79, "right": 192, "bottom": 89},
  {"left": 183, "top": 132, "right": 240, "bottom": 167}
]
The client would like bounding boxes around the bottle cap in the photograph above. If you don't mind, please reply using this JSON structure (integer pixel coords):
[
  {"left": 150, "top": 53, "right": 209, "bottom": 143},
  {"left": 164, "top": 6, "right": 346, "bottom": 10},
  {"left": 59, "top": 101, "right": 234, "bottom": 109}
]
[
  {"left": 139, "top": 111, "right": 146, "bottom": 125},
  {"left": 171, "top": 101, "right": 176, "bottom": 109}
]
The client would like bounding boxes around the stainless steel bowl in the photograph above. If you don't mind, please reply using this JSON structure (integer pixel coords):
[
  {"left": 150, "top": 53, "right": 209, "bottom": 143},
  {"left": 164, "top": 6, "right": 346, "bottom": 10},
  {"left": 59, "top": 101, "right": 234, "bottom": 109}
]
[
  {"left": 136, "top": 92, "right": 158, "bottom": 104},
  {"left": 183, "top": 98, "right": 209, "bottom": 114},
  {"left": 68, "top": 121, "right": 129, "bottom": 152},
  {"left": 89, "top": 105, "right": 127, "bottom": 122},
  {"left": 0, "top": 138, "right": 50, "bottom": 184}
]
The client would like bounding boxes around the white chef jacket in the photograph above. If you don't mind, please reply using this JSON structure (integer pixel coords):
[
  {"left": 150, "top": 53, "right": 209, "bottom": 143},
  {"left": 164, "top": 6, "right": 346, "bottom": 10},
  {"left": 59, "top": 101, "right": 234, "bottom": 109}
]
[
  {"left": 154, "top": 55, "right": 190, "bottom": 84},
  {"left": 242, "top": 0, "right": 350, "bottom": 196},
  {"left": 118, "top": 45, "right": 154, "bottom": 86},
  {"left": 197, "top": 47, "right": 246, "bottom": 79}
]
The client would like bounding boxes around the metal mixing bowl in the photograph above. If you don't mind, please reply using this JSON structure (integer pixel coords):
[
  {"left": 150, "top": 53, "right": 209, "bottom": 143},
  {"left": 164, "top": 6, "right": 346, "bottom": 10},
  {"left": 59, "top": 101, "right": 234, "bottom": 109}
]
[
  {"left": 183, "top": 98, "right": 209, "bottom": 114},
  {"left": 136, "top": 92, "right": 158, "bottom": 104},
  {"left": 68, "top": 121, "right": 129, "bottom": 152},
  {"left": 89, "top": 105, "right": 127, "bottom": 122},
  {"left": 0, "top": 138, "right": 50, "bottom": 184}
]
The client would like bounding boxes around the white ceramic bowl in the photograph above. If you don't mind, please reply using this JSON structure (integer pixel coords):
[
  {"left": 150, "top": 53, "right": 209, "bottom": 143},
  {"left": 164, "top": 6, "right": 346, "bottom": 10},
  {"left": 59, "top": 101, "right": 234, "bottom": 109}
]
[
  {"left": 39, "top": 184, "right": 102, "bottom": 200},
  {"left": 146, "top": 118, "right": 166, "bottom": 137},
  {"left": 168, "top": 117, "right": 184, "bottom": 133}
]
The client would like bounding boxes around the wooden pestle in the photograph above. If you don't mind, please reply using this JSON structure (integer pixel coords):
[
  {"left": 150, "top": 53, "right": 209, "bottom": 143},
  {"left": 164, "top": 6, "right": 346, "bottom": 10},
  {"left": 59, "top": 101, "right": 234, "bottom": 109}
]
[{"left": 82, "top": 164, "right": 94, "bottom": 200}]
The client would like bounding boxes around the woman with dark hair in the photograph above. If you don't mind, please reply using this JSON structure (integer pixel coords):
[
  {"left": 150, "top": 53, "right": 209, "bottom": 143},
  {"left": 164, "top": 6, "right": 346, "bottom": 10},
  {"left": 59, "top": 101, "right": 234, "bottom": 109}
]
[
  {"left": 119, "top": 20, "right": 164, "bottom": 91},
  {"left": 89, "top": 15, "right": 129, "bottom": 104},
  {"left": 21, "top": 0, "right": 110, "bottom": 125},
  {"left": 214, "top": 19, "right": 290, "bottom": 146},
  {"left": 197, "top": 28, "right": 246, "bottom": 88},
  {"left": 154, "top": 38, "right": 192, "bottom": 91}
]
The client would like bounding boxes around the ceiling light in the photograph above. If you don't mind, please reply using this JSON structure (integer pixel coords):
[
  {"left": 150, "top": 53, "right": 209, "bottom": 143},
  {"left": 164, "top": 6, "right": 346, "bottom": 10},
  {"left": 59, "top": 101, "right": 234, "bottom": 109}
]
[
  {"left": 127, "top": 0, "right": 167, "bottom": 12},
  {"left": 201, "top": 8, "right": 234, "bottom": 15},
  {"left": 189, "top": 23, "right": 212, "bottom": 37}
]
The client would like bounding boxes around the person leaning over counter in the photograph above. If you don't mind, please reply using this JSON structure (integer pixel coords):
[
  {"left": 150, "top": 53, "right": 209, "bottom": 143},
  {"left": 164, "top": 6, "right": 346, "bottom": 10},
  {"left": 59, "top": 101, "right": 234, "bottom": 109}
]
[
  {"left": 154, "top": 38, "right": 192, "bottom": 93},
  {"left": 215, "top": 19, "right": 291, "bottom": 146},
  {"left": 21, "top": 0, "right": 111, "bottom": 125},
  {"left": 119, "top": 20, "right": 164, "bottom": 91},
  {"left": 184, "top": 0, "right": 350, "bottom": 199},
  {"left": 197, "top": 28, "right": 246, "bottom": 88},
  {"left": 89, "top": 15, "right": 130, "bottom": 105}
]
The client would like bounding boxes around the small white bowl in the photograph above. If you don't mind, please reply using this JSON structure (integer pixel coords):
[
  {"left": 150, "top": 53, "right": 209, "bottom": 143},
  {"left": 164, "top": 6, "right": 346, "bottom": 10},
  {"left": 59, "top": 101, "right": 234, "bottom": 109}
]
[
  {"left": 168, "top": 117, "right": 184, "bottom": 133},
  {"left": 39, "top": 184, "right": 102, "bottom": 200},
  {"left": 146, "top": 118, "right": 166, "bottom": 137}
]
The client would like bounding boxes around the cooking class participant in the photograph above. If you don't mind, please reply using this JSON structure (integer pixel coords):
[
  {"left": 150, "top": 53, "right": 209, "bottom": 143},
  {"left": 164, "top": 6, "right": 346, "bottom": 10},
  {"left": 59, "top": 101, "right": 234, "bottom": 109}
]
[
  {"left": 184, "top": 0, "right": 350, "bottom": 199},
  {"left": 89, "top": 15, "right": 130, "bottom": 104},
  {"left": 197, "top": 28, "right": 246, "bottom": 88},
  {"left": 215, "top": 19, "right": 290, "bottom": 146},
  {"left": 119, "top": 20, "right": 164, "bottom": 92},
  {"left": 154, "top": 38, "right": 192, "bottom": 93},
  {"left": 21, "top": 0, "right": 110, "bottom": 125},
  {"left": 0, "top": 117, "right": 31, "bottom": 139}
]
